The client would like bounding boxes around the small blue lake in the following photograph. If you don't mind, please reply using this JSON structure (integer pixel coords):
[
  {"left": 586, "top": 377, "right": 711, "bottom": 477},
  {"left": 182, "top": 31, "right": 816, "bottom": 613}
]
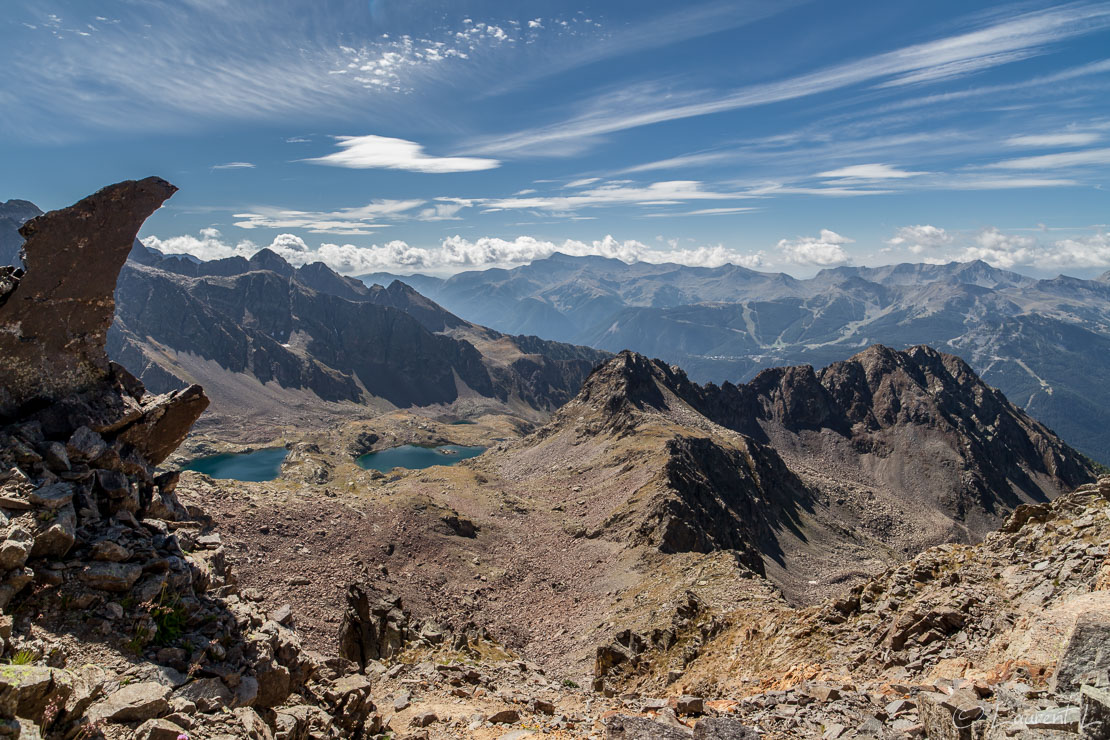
[
  {"left": 356, "top": 444, "right": 486, "bottom": 472},
  {"left": 180, "top": 447, "right": 289, "bottom": 482}
]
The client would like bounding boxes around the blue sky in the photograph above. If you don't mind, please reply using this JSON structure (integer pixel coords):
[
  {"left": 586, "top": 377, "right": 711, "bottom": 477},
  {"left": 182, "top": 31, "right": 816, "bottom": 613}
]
[{"left": 2, "top": 0, "right": 1109, "bottom": 277}]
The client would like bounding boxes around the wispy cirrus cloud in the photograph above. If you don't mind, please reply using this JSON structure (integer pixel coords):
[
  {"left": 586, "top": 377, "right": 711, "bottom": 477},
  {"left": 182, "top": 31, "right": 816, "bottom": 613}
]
[
  {"left": 1, "top": 3, "right": 593, "bottom": 139},
  {"left": 468, "top": 3, "right": 1110, "bottom": 157},
  {"left": 479, "top": 180, "right": 756, "bottom": 214},
  {"left": 303, "top": 135, "right": 499, "bottom": 173},
  {"left": 233, "top": 199, "right": 426, "bottom": 234},
  {"left": 1006, "top": 132, "right": 1101, "bottom": 147},
  {"left": 986, "top": 147, "right": 1110, "bottom": 170},
  {"left": 211, "top": 161, "right": 255, "bottom": 170}
]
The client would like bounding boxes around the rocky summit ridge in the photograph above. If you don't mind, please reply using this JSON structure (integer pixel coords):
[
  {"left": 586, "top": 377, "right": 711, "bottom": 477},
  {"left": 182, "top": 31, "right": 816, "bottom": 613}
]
[{"left": 523, "top": 346, "right": 1094, "bottom": 604}]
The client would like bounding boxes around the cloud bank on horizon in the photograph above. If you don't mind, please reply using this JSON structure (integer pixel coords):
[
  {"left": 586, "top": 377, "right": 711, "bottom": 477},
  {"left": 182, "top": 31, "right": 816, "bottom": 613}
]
[
  {"left": 2, "top": 0, "right": 1110, "bottom": 276},
  {"left": 143, "top": 224, "right": 1110, "bottom": 277}
]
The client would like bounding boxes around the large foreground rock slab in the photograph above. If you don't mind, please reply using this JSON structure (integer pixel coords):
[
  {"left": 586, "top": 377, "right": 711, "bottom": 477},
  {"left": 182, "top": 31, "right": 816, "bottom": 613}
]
[{"left": 0, "top": 178, "right": 177, "bottom": 418}]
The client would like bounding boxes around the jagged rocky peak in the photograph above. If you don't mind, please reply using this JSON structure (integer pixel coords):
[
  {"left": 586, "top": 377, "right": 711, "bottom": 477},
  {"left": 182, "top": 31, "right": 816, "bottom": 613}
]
[
  {"left": 554, "top": 344, "right": 1094, "bottom": 566},
  {"left": 568, "top": 350, "right": 695, "bottom": 420}
]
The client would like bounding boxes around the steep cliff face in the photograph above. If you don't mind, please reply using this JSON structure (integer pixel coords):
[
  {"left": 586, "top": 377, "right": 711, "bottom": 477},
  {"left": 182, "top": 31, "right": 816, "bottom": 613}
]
[
  {"left": 0, "top": 179, "right": 182, "bottom": 419},
  {"left": 696, "top": 344, "right": 1094, "bottom": 527}
]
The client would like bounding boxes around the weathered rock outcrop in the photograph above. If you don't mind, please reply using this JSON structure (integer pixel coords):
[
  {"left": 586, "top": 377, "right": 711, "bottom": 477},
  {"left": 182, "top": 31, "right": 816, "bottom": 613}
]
[
  {"left": 0, "top": 180, "right": 382, "bottom": 739},
  {"left": 0, "top": 179, "right": 179, "bottom": 417},
  {"left": 337, "top": 585, "right": 408, "bottom": 670}
]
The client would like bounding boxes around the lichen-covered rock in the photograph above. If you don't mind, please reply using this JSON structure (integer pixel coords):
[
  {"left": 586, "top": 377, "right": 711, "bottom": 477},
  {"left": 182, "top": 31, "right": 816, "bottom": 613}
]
[{"left": 0, "top": 666, "right": 75, "bottom": 727}]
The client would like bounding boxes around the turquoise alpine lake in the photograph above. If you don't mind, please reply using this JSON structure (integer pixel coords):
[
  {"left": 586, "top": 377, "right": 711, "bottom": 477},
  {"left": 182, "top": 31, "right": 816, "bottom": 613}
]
[
  {"left": 356, "top": 444, "right": 486, "bottom": 472},
  {"left": 180, "top": 447, "right": 289, "bottom": 482}
]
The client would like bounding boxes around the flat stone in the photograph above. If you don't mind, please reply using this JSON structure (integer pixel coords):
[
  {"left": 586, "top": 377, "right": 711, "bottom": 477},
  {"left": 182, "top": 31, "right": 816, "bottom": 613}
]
[
  {"left": 172, "top": 677, "right": 233, "bottom": 713},
  {"left": 487, "top": 708, "right": 520, "bottom": 724},
  {"left": 90, "top": 540, "right": 131, "bottom": 562},
  {"left": 40, "top": 442, "right": 70, "bottom": 472},
  {"left": 0, "top": 496, "right": 32, "bottom": 511},
  {"left": 269, "top": 604, "right": 293, "bottom": 625},
  {"left": 807, "top": 685, "right": 841, "bottom": 703},
  {"left": 1052, "top": 610, "right": 1110, "bottom": 696},
  {"left": 604, "top": 714, "right": 692, "bottom": 739},
  {"left": 1023, "top": 706, "right": 1080, "bottom": 732},
  {"left": 917, "top": 690, "right": 987, "bottom": 740},
  {"left": 87, "top": 681, "right": 171, "bottom": 723},
  {"left": 693, "top": 717, "right": 760, "bottom": 739},
  {"left": 28, "top": 482, "right": 73, "bottom": 509},
  {"left": 1081, "top": 684, "right": 1110, "bottom": 739},
  {"left": 132, "top": 718, "right": 187, "bottom": 740},
  {"left": 196, "top": 533, "right": 222, "bottom": 549},
  {"left": 233, "top": 676, "right": 259, "bottom": 708},
  {"left": 0, "top": 533, "right": 32, "bottom": 570},
  {"left": 0, "top": 666, "right": 75, "bottom": 725},
  {"left": 29, "top": 504, "right": 76, "bottom": 558},
  {"left": 886, "top": 698, "right": 916, "bottom": 716},
  {"left": 78, "top": 561, "right": 142, "bottom": 592},
  {"left": 411, "top": 711, "right": 438, "bottom": 728},
  {"left": 66, "top": 427, "right": 107, "bottom": 463},
  {"left": 675, "top": 695, "right": 705, "bottom": 715}
]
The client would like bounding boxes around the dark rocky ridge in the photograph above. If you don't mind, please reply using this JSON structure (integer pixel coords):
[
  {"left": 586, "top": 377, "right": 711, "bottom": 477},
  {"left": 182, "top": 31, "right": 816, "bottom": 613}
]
[{"left": 551, "top": 347, "right": 1095, "bottom": 587}]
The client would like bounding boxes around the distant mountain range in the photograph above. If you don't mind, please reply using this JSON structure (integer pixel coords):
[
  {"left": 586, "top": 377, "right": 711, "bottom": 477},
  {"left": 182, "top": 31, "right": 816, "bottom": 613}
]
[
  {"left": 110, "top": 245, "right": 609, "bottom": 425},
  {"left": 363, "top": 255, "right": 1110, "bottom": 463},
  {"left": 0, "top": 199, "right": 609, "bottom": 428}
]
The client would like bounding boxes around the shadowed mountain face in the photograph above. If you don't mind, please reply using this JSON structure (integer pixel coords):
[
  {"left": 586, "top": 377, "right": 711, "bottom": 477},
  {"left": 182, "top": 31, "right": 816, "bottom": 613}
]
[
  {"left": 105, "top": 248, "right": 610, "bottom": 418},
  {"left": 2, "top": 206, "right": 609, "bottom": 424},
  {"left": 364, "top": 255, "right": 1110, "bottom": 462},
  {"left": 506, "top": 347, "right": 1095, "bottom": 600}
]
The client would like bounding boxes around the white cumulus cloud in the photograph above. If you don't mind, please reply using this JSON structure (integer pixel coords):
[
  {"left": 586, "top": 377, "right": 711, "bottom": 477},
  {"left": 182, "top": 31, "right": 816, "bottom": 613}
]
[
  {"left": 304, "top": 135, "right": 500, "bottom": 173},
  {"left": 955, "top": 227, "right": 1036, "bottom": 268},
  {"left": 887, "top": 224, "right": 954, "bottom": 254},
  {"left": 142, "top": 229, "right": 768, "bottom": 275},
  {"left": 776, "top": 229, "right": 853, "bottom": 266}
]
